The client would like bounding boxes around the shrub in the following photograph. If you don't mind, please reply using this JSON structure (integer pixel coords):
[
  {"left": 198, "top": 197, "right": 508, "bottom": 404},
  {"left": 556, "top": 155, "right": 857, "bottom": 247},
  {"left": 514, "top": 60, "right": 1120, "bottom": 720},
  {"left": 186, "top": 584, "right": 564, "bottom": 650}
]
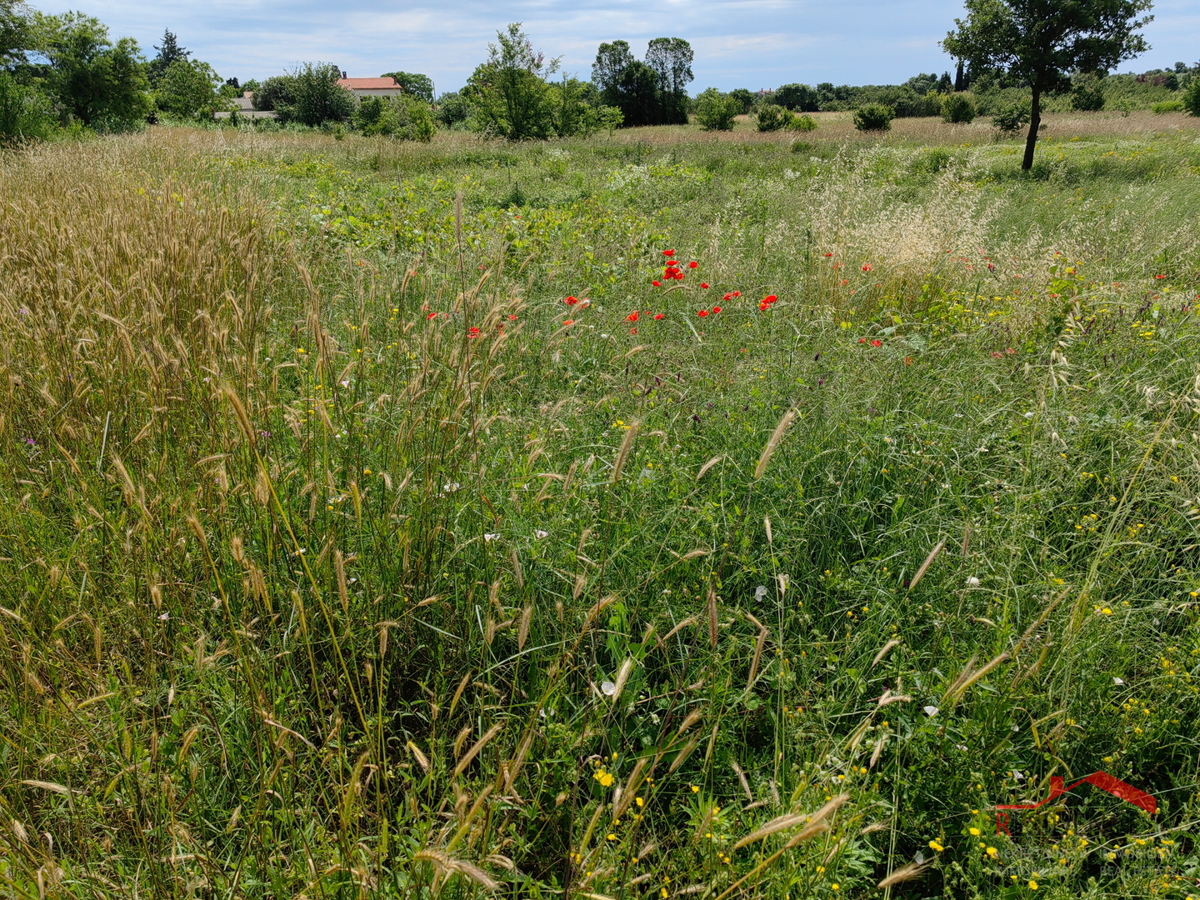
[
  {"left": 940, "top": 92, "right": 976, "bottom": 124},
  {"left": 1150, "top": 99, "right": 1184, "bottom": 114},
  {"left": 693, "top": 88, "right": 739, "bottom": 131},
  {"left": 755, "top": 103, "right": 792, "bottom": 132},
  {"left": 790, "top": 113, "right": 818, "bottom": 132},
  {"left": 1070, "top": 72, "right": 1107, "bottom": 111},
  {"left": 0, "top": 74, "right": 57, "bottom": 145},
  {"left": 1177, "top": 81, "right": 1199, "bottom": 116},
  {"left": 992, "top": 97, "right": 1031, "bottom": 136},
  {"left": 853, "top": 103, "right": 894, "bottom": 131},
  {"left": 353, "top": 95, "right": 436, "bottom": 141}
]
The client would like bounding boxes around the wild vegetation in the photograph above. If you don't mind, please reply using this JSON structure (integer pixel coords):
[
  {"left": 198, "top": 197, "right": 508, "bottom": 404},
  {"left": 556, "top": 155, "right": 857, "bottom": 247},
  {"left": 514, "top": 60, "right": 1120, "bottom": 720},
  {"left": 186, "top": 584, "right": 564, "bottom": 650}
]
[{"left": 2, "top": 111, "right": 1200, "bottom": 899}]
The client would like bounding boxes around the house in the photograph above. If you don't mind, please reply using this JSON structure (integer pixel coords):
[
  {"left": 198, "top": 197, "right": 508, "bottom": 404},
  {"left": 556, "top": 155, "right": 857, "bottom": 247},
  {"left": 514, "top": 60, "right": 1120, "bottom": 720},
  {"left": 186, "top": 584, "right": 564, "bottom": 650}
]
[{"left": 337, "top": 77, "right": 405, "bottom": 99}]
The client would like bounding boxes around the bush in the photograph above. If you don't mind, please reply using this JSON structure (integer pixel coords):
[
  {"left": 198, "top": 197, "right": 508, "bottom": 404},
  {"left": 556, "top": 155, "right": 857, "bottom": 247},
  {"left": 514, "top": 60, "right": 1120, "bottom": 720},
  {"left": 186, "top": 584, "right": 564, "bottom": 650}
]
[
  {"left": 0, "top": 73, "right": 57, "bottom": 145},
  {"left": 1070, "top": 72, "right": 1106, "bottom": 111},
  {"left": 853, "top": 103, "right": 894, "bottom": 131},
  {"left": 435, "top": 91, "right": 472, "bottom": 128},
  {"left": 790, "top": 113, "right": 818, "bottom": 132},
  {"left": 1150, "top": 99, "right": 1184, "bottom": 114},
  {"left": 992, "top": 97, "right": 1031, "bottom": 136},
  {"left": 693, "top": 88, "right": 739, "bottom": 131},
  {"left": 353, "top": 95, "right": 436, "bottom": 141},
  {"left": 755, "top": 103, "right": 792, "bottom": 132},
  {"left": 940, "top": 92, "right": 976, "bottom": 124},
  {"left": 1178, "top": 81, "right": 1199, "bottom": 116},
  {"left": 280, "top": 63, "right": 355, "bottom": 127}
]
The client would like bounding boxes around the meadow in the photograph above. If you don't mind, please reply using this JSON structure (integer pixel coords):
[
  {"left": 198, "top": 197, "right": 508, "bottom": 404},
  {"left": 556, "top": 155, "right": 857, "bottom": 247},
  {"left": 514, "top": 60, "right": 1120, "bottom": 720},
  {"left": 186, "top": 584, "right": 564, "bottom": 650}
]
[{"left": 2, "top": 110, "right": 1200, "bottom": 899}]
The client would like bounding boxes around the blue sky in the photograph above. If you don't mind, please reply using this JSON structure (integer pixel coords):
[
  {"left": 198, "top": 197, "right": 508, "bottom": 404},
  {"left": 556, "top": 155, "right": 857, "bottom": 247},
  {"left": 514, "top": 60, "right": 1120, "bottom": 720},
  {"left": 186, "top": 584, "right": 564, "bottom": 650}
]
[{"left": 53, "top": 0, "right": 1200, "bottom": 92}]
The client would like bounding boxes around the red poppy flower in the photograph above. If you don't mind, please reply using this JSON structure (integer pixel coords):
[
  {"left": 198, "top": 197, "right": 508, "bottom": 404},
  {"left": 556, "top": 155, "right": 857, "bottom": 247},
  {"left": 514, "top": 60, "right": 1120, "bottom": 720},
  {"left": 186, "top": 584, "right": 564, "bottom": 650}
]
[
  {"left": 722, "top": 293, "right": 733, "bottom": 301},
  {"left": 652, "top": 280, "right": 662, "bottom": 287},
  {"left": 759, "top": 302, "right": 768, "bottom": 310},
  {"left": 630, "top": 327, "right": 637, "bottom": 335},
  {"left": 870, "top": 339, "right": 882, "bottom": 347},
  {"left": 564, "top": 295, "right": 579, "bottom": 305},
  {"left": 426, "top": 312, "right": 437, "bottom": 319},
  {"left": 763, "top": 295, "right": 777, "bottom": 304},
  {"left": 653, "top": 313, "right": 665, "bottom": 320},
  {"left": 563, "top": 319, "right": 574, "bottom": 326},
  {"left": 698, "top": 309, "right": 709, "bottom": 317},
  {"left": 508, "top": 313, "right": 518, "bottom": 321},
  {"left": 712, "top": 306, "right": 722, "bottom": 314},
  {"left": 666, "top": 260, "right": 680, "bottom": 268},
  {"left": 468, "top": 327, "right": 481, "bottom": 338},
  {"left": 688, "top": 261, "right": 698, "bottom": 269},
  {"left": 701, "top": 283, "right": 710, "bottom": 289},
  {"left": 732, "top": 291, "right": 740, "bottom": 298},
  {"left": 1155, "top": 274, "right": 1166, "bottom": 279},
  {"left": 663, "top": 249, "right": 675, "bottom": 257},
  {"left": 627, "top": 311, "right": 639, "bottom": 322},
  {"left": 862, "top": 264, "right": 873, "bottom": 272},
  {"left": 824, "top": 252, "right": 833, "bottom": 257}
]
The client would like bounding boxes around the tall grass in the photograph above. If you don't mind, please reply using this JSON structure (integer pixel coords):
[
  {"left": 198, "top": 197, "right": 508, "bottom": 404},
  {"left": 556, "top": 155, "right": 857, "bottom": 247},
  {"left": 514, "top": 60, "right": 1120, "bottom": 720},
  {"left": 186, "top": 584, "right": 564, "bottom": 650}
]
[{"left": 1, "top": 123, "right": 1199, "bottom": 899}]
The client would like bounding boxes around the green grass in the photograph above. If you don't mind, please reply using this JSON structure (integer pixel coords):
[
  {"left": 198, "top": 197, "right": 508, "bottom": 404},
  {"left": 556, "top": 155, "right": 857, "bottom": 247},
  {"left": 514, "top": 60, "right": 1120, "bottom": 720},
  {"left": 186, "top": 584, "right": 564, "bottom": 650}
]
[{"left": 1, "top": 119, "right": 1200, "bottom": 900}]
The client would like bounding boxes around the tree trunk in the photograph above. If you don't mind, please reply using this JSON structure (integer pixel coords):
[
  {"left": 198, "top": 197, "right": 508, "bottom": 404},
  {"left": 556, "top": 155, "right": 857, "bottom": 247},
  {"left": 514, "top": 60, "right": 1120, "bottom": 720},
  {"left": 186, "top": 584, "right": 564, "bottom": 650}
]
[{"left": 1022, "top": 86, "right": 1041, "bottom": 171}]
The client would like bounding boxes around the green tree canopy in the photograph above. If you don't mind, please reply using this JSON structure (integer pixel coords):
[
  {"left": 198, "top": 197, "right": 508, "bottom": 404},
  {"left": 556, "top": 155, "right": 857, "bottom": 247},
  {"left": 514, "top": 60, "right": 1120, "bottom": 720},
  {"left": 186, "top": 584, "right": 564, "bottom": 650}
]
[
  {"left": 1, "top": 0, "right": 31, "bottom": 66},
  {"left": 380, "top": 70, "right": 433, "bottom": 103},
  {"left": 644, "top": 36, "right": 692, "bottom": 124},
  {"left": 35, "top": 11, "right": 151, "bottom": 129},
  {"left": 773, "top": 83, "right": 819, "bottom": 111},
  {"left": 942, "top": 0, "right": 1153, "bottom": 169},
  {"left": 466, "top": 23, "right": 558, "bottom": 140},
  {"left": 156, "top": 57, "right": 223, "bottom": 119}
]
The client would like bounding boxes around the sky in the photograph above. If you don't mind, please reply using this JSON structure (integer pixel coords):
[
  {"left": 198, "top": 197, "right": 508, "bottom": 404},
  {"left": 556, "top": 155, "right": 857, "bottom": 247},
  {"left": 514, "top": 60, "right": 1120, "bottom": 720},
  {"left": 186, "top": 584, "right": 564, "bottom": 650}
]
[{"left": 45, "top": 0, "right": 1200, "bottom": 93}]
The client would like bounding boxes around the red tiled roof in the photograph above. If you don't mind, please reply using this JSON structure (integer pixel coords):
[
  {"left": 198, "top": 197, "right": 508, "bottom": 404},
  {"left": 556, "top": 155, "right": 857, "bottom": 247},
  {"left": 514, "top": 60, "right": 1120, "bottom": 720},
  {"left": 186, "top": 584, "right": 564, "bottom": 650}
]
[{"left": 337, "top": 78, "right": 399, "bottom": 89}]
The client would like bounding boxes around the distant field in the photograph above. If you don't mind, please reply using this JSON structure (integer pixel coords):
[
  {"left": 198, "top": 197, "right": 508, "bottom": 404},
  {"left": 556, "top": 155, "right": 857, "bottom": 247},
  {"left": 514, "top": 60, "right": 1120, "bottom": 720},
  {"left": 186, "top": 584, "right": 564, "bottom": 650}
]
[{"left": 1, "top": 116, "right": 1199, "bottom": 899}]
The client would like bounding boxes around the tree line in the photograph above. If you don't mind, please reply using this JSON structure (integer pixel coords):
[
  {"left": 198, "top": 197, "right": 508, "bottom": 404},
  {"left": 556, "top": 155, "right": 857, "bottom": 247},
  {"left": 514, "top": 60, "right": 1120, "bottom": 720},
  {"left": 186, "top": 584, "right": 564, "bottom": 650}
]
[{"left": 5, "top": 0, "right": 1200, "bottom": 168}]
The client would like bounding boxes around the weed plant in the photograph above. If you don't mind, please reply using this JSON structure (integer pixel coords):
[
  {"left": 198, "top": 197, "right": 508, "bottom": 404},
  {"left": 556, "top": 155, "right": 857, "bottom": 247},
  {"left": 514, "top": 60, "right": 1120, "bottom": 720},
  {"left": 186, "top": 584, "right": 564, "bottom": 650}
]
[{"left": 1, "top": 121, "right": 1200, "bottom": 899}]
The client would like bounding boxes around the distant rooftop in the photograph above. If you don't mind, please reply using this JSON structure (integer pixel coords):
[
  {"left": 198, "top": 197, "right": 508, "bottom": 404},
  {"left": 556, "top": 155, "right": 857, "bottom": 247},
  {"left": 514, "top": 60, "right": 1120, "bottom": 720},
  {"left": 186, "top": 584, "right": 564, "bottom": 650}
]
[{"left": 337, "top": 77, "right": 399, "bottom": 90}]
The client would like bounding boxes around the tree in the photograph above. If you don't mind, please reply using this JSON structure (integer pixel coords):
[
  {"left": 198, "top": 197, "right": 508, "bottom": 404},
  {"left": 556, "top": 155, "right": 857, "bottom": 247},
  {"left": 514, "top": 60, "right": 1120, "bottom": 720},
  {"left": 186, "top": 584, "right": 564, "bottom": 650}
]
[
  {"left": 280, "top": 63, "right": 354, "bottom": 126},
  {"left": 466, "top": 23, "right": 558, "bottom": 140},
  {"left": 434, "top": 89, "right": 471, "bottom": 127},
  {"left": 156, "top": 58, "right": 223, "bottom": 119},
  {"left": 943, "top": 0, "right": 1153, "bottom": 170},
  {"left": 773, "top": 83, "right": 820, "bottom": 111},
  {"left": 147, "top": 29, "right": 188, "bottom": 86},
  {"left": 644, "top": 37, "right": 692, "bottom": 124},
  {"left": 728, "top": 88, "right": 754, "bottom": 114},
  {"left": 1, "top": 0, "right": 31, "bottom": 66},
  {"left": 36, "top": 12, "right": 151, "bottom": 129},
  {"left": 380, "top": 71, "right": 433, "bottom": 103},
  {"left": 591, "top": 39, "right": 633, "bottom": 106}
]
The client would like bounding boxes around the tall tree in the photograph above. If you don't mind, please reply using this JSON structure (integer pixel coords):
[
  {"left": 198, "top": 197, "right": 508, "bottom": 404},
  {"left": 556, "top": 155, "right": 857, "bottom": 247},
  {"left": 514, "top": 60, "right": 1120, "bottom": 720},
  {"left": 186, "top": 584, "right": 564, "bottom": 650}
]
[
  {"left": 942, "top": 0, "right": 1152, "bottom": 170},
  {"left": 644, "top": 37, "right": 692, "bottom": 124},
  {"left": 148, "top": 29, "right": 188, "bottom": 86},
  {"left": 37, "top": 12, "right": 151, "bottom": 129},
  {"left": 592, "top": 39, "right": 633, "bottom": 105},
  {"left": 380, "top": 71, "right": 433, "bottom": 103}
]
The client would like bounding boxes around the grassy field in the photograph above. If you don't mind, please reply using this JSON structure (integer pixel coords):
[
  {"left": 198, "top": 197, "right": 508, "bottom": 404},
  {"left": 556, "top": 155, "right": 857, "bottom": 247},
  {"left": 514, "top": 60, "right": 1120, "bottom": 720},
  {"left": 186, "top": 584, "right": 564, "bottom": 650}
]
[{"left": 2, "top": 113, "right": 1200, "bottom": 900}]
